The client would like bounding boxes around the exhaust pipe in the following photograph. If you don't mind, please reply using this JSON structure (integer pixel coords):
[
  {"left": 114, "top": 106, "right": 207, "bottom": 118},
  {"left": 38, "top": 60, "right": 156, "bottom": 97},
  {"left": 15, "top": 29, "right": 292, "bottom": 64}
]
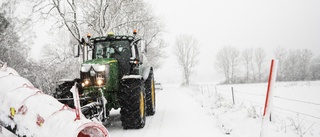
[{"left": 0, "top": 62, "right": 109, "bottom": 137}]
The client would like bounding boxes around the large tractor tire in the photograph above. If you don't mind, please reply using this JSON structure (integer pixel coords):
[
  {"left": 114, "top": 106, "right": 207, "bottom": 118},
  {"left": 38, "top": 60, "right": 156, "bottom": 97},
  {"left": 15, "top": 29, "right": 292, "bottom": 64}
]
[
  {"left": 119, "top": 78, "right": 146, "bottom": 129},
  {"left": 145, "top": 70, "right": 156, "bottom": 116}
]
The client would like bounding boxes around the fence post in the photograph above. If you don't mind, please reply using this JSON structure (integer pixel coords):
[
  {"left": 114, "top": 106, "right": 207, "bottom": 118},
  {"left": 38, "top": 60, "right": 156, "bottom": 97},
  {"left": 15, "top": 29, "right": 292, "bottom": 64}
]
[{"left": 231, "top": 87, "right": 235, "bottom": 105}]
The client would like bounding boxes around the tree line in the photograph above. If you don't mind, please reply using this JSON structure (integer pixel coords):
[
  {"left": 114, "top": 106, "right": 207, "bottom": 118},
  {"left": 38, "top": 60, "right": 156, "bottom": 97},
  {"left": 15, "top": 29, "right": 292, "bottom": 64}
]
[{"left": 215, "top": 46, "right": 320, "bottom": 84}]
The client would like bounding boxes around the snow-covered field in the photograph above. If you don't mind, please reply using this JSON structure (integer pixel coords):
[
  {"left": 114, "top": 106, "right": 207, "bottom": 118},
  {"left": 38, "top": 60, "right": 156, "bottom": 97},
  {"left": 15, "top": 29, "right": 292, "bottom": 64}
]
[{"left": 189, "top": 81, "right": 320, "bottom": 137}]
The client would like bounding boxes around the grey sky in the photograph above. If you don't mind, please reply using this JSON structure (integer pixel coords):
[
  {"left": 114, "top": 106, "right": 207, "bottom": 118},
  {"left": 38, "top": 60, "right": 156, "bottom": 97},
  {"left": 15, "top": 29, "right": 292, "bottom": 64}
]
[{"left": 146, "top": 0, "right": 320, "bottom": 84}]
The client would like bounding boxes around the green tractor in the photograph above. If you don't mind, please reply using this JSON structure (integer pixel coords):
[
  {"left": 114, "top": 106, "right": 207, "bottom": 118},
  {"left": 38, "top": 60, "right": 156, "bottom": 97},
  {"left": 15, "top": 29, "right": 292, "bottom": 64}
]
[{"left": 53, "top": 31, "right": 156, "bottom": 129}]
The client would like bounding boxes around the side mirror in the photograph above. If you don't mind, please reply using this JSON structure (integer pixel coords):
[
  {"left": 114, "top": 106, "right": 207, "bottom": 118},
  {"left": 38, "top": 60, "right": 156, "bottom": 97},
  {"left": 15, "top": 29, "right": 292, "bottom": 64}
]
[
  {"left": 74, "top": 45, "right": 80, "bottom": 57},
  {"left": 141, "top": 40, "right": 147, "bottom": 53}
]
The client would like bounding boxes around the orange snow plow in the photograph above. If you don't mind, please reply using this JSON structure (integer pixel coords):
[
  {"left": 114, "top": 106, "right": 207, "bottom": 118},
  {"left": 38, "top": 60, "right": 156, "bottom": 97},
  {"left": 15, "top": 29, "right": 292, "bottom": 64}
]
[{"left": 0, "top": 62, "right": 109, "bottom": 137}]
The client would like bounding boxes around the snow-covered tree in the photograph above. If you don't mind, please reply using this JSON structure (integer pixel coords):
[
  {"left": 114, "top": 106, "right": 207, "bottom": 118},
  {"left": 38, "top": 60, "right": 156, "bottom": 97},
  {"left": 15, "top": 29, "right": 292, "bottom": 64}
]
[
  {"left": 242, "top": 48, "right": 253, "bottom": 82},
  {"left": 0, "top": 1, "right": 32, "bottom": 75},
  {"left": 282, "top": 49, "right": 313, "bottom": 81},
  {"left": 273, "top": 46, "right": 286, "bottom": 81},
  {"left": 297, "top": 49, "right": 313, "bottom": 80},
  {"left": 31, "top": 0, "right": 166, "bottom": 69},
  {"left": 310, "top": 55, "right": 320, "bottom": 80},
  {"left": 215, "top": 46, "right": 241, "bottom": 84},
  {"left": 254, "top": 47, "right": 266, "bottom": 83},
  {"left": 26, "top": 0, "right": 166, "bottom": 93},
  {"left": 173, "top": 34, "right": 200, "bottom": 86}
]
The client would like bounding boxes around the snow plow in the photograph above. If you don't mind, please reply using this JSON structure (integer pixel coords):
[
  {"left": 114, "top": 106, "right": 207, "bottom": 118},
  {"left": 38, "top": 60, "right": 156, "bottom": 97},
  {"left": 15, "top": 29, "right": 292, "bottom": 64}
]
[
  {"left": 0, "top": 62, "right": 109, "bottom": 137},
  {"left": 54, "top": 31, "right": 156, "bottom": 129}
]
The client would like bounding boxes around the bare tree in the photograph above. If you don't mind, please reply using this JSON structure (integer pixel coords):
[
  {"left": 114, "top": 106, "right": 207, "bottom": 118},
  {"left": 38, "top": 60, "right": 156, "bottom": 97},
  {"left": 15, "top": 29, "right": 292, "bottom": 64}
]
[
  {"left": 31, "top": 0, "right": 166, "bottom": 69},
  {"left": 80, "top": 0, "right": 166, "bottom": 69},
  {"left": 254, "top": 47, "right": 266, "bottom": 83},
  {"left": 310, "top": 55, "right": 320, "bottom": 80},
  {"left": 173, "top": 34, "right": 200, "bottom": 86},
  {"left": 242, "top": 48, "right": 253, "bottom": 82},
  {"left": 298, "top": 49, "right": 313, "bottom": 80},
  {"left": 215, "top": 46, "right": 241, "bottom": 84},
  {"left": 229, "top": 47, "right": 241, "bottom": 83},
  {"left": 281, "top": 49, "right": 314, "bottom": 81},
  {"left": 283, "top": 50, "right": 298, "bottom": 81},
  {"left": 216, "top": 47, "right": 230, "bottom": 83},
  {"left": 30, "top": 0, "right": 83, "bottom": 42},
  {"left": 273, "top": 46, "right": 286, "bottom": 81}
]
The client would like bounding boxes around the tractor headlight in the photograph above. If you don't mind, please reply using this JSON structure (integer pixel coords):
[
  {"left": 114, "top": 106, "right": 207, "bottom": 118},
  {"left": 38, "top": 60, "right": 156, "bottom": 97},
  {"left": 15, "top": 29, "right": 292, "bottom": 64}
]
[
  {"left": 96, "top": 77, "right": 104, "bottom": 86},
  {"left": 83, "top": 79, "right": 90, "bottom": 87}
]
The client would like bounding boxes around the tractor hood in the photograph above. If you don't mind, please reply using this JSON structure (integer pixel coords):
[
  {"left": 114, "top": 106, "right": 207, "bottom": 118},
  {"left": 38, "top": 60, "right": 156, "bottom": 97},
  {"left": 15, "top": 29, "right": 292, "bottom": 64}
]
[{"left": 81, "top": 58, "right": 117, "bottom": 72}]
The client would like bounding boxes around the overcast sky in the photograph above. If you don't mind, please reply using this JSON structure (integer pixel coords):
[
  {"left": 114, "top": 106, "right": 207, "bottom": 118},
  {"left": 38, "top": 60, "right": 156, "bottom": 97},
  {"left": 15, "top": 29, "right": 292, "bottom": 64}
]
[{"left": 145, "top": 0, "right": 320, "bottom": 84}]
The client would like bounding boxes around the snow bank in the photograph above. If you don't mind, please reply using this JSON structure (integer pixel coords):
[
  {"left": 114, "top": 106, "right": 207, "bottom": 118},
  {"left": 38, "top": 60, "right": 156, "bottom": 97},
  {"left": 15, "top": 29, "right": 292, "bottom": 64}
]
[{"left": 0, "top": 64, "right": 109, "bottom": 137}]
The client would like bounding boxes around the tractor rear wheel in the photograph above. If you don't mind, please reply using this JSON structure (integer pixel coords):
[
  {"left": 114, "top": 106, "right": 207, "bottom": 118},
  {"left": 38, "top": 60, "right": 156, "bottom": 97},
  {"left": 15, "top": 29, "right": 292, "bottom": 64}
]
[
  {"left": 145, "top": 70, "right": 156, "bottom": 116},
  {"left": 119, "top": 79, "right": 146, "bottom": 129}
]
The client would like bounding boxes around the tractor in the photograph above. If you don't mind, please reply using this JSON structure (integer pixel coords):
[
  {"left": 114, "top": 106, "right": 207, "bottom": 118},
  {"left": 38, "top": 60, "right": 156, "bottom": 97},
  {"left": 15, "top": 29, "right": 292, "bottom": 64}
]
[{"left": 53, "top": 31, "right": 156, "bottom": 129}]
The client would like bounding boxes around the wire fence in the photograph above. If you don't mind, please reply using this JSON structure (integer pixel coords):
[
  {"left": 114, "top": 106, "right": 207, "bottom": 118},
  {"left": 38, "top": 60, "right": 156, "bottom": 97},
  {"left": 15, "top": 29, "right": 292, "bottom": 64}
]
[
  {"left": 274, "top": 96, "right": 320, "bottom": 106},
  {"left": 188, "top": 84, "right": 320, "bottom": 124}
]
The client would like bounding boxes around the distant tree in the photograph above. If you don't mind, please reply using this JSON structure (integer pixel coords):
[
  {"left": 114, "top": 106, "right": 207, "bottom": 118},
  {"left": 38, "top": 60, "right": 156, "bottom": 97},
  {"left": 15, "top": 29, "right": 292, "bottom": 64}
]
[
  {"left": 282, "top": 49, "right": 313, "bottom": 81},
  {"left": 310, "top": 55, "right": 320, "bottom": 80},
  {"left": 173, "top": 34, "right": 200, "bottom": 86},
  {"left": 273, "top": 46, "right": 286, "bottom": 81},
  {"left": 283, "top": 50, "right": 298, "bottom": 81},
  {"left": 297, "top": 49, "right": 313, "bottom": 80},
  {"left": 215, "top": 46, "right": 241, "bottom": 84},
  {"left": 242, "top": 48, "right": 253, "bottom": 82},
  {"left": 254, "top": 48, "right": 266, "bottom": 83},
  {"left": 216, "top": 47, "right": 230, "bottom": 83},
  {"left": 229, "top": 47, "right": 241, "bottom": 83}
]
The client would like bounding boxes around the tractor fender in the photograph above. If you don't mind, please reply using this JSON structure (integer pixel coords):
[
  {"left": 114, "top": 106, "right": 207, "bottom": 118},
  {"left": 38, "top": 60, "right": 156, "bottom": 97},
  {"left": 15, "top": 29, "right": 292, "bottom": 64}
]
[{"left": 142, "top": 66, "right": 152, "bottom": 81}]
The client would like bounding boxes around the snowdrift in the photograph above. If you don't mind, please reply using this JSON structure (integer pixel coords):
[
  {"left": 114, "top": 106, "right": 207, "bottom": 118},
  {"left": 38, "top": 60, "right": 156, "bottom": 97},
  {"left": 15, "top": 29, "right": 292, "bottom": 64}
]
[{"left": 0, "top": 63, "right": 109, "bottom": 137}]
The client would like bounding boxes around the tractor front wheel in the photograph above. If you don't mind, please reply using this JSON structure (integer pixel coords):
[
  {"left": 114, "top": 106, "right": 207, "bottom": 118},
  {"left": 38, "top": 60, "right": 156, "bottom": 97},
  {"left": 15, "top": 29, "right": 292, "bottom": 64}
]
[{"left": 119, "top": 78, "right": 146, "bottom": 129}]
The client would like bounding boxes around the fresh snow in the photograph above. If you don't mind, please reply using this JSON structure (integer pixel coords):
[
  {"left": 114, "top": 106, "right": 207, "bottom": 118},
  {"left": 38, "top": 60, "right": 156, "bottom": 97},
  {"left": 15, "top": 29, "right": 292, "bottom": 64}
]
[
  {"left": 1, "top": 68, "right": 319, "bottom": 137},
  {"left": 105, "top": 84, "right": 227, "bottom": 137},
  {"left": 189, "top": 81, "right": 320, "bottom": 137}
]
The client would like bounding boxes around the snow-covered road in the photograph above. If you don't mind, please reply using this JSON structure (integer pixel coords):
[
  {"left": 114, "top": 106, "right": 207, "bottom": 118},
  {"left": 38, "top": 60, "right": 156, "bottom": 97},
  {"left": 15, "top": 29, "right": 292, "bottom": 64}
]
[{"left": 106, "top": 84, "right": 226, "bottom": 137}]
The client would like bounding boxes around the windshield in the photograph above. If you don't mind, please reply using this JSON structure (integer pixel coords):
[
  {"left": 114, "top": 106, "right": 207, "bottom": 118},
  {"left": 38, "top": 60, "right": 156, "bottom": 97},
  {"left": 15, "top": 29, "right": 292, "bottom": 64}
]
[{"left": 95, "top": 41, "right": 130, "bottom": 59}]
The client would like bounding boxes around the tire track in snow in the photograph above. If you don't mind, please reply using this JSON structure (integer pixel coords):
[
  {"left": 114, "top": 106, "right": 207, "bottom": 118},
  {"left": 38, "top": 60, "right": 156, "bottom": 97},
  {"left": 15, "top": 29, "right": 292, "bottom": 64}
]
[{"left": 106, "top": 84, "right": 226, "bottom": 137}]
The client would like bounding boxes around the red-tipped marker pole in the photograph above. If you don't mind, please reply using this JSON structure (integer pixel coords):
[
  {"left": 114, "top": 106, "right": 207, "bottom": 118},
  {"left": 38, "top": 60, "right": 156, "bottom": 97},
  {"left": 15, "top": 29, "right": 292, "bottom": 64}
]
[{"left": 260, "top": 59, "right": 278, "bottom": 137}]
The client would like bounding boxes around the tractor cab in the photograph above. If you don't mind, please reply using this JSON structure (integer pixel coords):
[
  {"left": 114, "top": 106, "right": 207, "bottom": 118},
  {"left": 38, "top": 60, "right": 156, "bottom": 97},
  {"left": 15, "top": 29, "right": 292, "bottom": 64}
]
[{"left": 88, "top": 33, "right": 143, "bottom": 77}]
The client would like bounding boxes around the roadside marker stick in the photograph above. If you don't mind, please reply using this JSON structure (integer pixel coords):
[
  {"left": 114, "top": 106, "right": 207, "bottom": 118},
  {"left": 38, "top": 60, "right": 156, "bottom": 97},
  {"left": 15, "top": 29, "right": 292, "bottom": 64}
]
[
  {"left": 260, "top": 59, "right": 278, "bottom": 137},
  {"left": 231, "top": 87, "right": 235, "bottom": 105}
]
